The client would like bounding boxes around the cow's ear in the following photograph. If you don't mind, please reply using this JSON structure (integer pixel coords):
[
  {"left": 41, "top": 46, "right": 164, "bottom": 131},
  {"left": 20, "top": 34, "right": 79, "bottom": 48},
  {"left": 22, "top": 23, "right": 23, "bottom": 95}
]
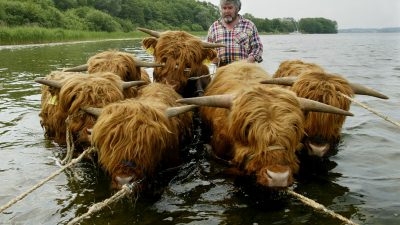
[
  {"left": 142, "top": 37, "right": 158, "bottom": 49},
  {"left": 204, "top": 49, "right": 217, "bottom": 61}
]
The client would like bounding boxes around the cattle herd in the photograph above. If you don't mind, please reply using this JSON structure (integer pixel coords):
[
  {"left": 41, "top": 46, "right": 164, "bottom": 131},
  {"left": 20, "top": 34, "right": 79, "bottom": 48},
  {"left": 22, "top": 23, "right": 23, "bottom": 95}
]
[{"left": 35, "top": 28, "right": 388, "bottom": 196}]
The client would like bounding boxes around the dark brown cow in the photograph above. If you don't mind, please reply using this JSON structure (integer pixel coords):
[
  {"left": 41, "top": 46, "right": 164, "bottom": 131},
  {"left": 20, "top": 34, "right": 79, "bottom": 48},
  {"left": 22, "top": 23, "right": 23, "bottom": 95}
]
[
  {"left": 177, "top": 61, "right": 353, "bottom": 188},
  {"left": 38, "top": 71, "right": 83, "bottom": 144},
  {"left": 138, "top": 28, "right": 224, "bottom": 96},
  {"left": 87, "top": 83, "right": 194, "bottom": 189},
  {"left": 262, "top": 60, "right": 388, "bottom": 157}
]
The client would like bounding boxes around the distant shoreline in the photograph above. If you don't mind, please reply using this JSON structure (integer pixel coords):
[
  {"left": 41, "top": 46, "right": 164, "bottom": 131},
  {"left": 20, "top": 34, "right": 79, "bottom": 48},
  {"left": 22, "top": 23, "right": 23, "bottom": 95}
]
[{"left": 339, "top": 27, "right": 400, "bottom": 33}]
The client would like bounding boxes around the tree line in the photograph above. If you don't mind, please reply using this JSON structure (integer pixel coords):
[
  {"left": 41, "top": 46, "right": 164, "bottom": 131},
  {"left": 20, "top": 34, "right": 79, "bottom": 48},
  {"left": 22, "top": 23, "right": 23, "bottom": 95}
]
[{"left": 0, "top": 0, "right": 337, "bottom": 34}]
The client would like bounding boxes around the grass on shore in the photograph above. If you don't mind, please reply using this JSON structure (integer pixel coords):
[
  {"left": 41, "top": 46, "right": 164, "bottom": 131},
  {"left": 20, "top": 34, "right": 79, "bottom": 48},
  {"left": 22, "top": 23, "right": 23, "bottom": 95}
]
[
  {"left": 0, "top": 26, "right": 208, "bottom": 45},
  {"left": 0, "top": 26, "right": 143, "bottom": 45}
]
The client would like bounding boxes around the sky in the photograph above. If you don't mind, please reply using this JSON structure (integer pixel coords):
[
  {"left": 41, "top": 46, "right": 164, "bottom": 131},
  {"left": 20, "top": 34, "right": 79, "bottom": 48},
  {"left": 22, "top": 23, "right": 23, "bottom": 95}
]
[{"left": 204, "top": 0, "right": 400, "bottom": 29}]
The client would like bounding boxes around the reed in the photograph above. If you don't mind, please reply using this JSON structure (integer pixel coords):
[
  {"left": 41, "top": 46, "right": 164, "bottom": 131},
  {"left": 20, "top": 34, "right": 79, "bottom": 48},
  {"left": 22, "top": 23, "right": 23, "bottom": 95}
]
[{"left": 0, "top": 26, "right": 147, "bottom": 45}]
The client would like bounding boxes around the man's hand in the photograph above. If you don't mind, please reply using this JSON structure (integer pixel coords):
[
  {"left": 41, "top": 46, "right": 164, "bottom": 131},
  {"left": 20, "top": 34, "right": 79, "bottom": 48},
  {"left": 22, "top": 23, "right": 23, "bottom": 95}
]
[{"left": 247, "top": 55, "right": 255, "bottom": 63}]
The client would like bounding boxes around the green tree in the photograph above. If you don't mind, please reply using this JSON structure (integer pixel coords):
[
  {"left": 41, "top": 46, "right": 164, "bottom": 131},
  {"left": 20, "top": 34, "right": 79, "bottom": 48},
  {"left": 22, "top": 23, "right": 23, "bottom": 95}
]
[{"left": 299, "top": 18, "right": 337, "bottom": 33}]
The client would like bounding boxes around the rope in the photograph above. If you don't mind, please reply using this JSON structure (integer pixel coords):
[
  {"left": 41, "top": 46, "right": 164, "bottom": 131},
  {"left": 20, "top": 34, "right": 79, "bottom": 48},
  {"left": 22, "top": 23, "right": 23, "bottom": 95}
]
[
  {"left": 287, "top": 190, "right": 359, "bottom": 225},
  {"left": 205, "top": 144, "right": 357, "bottom": 224},
  {"left": 67, "top": 181, "right": 142, "bottom": 225},
  {"left": 188, "top": 73, "right": 215, "bottom": 81},
  {"left": 62, "top": 125, "right": 75, "bottom": 164},
  {"left": 339, "top": 92, "right": 400, "bottom": 128},
  {"left": 0, "top": 147, "right": 95, "bottom": 214}
]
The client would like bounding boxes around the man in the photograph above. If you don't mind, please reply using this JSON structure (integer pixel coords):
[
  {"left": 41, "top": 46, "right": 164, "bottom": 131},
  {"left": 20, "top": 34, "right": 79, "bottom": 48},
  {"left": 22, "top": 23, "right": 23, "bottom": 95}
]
[{"left": 207, "top": 0, "right": 263, "bottom": 67}]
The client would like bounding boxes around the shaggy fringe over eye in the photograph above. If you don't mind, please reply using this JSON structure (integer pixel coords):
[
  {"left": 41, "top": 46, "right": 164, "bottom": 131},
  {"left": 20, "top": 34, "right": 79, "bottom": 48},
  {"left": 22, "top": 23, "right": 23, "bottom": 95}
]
[
  {"left": 150, "top": 31, "right": 216, "bottom": 93},
  {"left": 292, "top": 72, "right": 353, "bottom": 142},
  {"left": 88, "top": 50, "right": 149, "bottom": 83},
  {"left": 39, "top": 71, "right": 85, "bottom": 145},
  {"left": 59, "top": 72, "right": 125, "bottom": 145},
  {"left": 92, "top": 83, "right": 193, "bottom": 180},
  {"left": 229, "top": 86, "right": 304, "bottom": 175}
]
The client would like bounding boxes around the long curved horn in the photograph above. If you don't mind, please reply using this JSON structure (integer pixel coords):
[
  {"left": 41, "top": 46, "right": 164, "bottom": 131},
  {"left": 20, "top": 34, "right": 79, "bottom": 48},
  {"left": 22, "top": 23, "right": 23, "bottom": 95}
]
[
  {"left": 201, "top": 42, "right": 227, "bottom": 48},
  {"left": 121, "top": 81, "right": 146, "bottom": 89},
  {"left": 298, "top": 98, "right": 353, "bottom": 116},
  {"left": 165, "top": 105, "right": 199, "bottom": 118},
  {"left": 176, "top": 94, "right": 233, "bottom": 109},
  {"left": 34, "top": 78, "right": 62, "bottom": 89},
  {"left": 63, "top": 64, "right": 88, "bottom": 72},
  {"left": 133, "top": 59, "right": 163, "bottom": 68},
  {"left": 81, "top": 107, "right": 102, "bottom": 117},
  {"left": 137, "top": 27, "right": 161, "bottom": 38},
  {"left": 349, "top": 83, "right": 388, "bottom": 99},
  {"left": 260, "top": 77, "right": 297, "bottom": 86}
]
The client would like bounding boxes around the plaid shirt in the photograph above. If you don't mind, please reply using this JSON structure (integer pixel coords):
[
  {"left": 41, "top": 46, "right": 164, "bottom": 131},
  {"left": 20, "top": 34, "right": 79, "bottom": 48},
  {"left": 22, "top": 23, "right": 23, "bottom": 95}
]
[{"left": 207, "top": 15, "right": 263, "bottom": 65}]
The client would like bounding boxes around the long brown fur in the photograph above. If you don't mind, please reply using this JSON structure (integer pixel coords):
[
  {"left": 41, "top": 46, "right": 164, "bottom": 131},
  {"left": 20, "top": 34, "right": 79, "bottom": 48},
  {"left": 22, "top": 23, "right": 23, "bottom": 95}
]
[
  {"left": 39, "top": 71, "right": 85, "bottom": 145},
  {"left": 274, "top": 60, "right": 324, "bottom": 78},
  {"left": 59, "top": 72, "right": 126, "bottom": 146},
  {"left": 292, "top": 71, "right": 353, "bottom": 143},
  {"left": 87, "top": 50, "right": 150, "bottom": 98},
  {"left": 88, "top": 50, "right": 151, "bottom": 83},
  {"left": 201, "top": 61, "right": 305, "bottom": 187},
  {"left": 91, "top": 83, "right": 193, "bottom": 189},
  {"left": 142, "top": 31, "right": 217, "bottom": 94},
  {"left": 274, "top": 60, "right": 353, "bottom": 146}
]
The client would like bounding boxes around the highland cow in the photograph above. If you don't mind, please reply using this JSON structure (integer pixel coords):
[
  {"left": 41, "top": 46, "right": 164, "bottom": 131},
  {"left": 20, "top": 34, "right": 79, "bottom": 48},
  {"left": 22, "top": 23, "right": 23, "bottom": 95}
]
[
  {"left": 261, "top": 60, "right": 388, "bottom": 157},
  {"left": 36, "top": 72, "right": 144, "bottom": 147},
  {"left": 138, "top": 27, "right": 224, "bottom": 96},
  {"left": 177, "top": 61, "right": 353, "bottom": 188},
  {"left": 38, "top": 71, "right": 84, "bottom": 144},
  {"left": 63, "top": 50, "right": 162, "bottom": 84},
  {"left": 85, "top": 83, "right": 195, "bottom": 189}
]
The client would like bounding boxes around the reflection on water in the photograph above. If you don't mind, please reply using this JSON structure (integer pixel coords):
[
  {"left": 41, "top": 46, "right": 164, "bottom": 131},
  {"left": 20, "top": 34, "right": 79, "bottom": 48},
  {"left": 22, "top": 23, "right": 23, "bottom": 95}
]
[{"left": 1, "top": 34, "right": 400, "bottom": 225}]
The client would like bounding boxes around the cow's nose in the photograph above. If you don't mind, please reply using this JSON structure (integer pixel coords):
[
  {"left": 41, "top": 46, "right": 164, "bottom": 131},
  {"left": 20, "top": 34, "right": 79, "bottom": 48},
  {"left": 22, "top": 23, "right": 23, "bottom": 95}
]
[
  {"left": 266, "top": 169, "right": 290, "bottom": 187},
  {"left": 115, "top": 175, "right": 134, "bottom": 187},
  {"left": 307, "top": 141, "right": 330, "bottom": 157}
]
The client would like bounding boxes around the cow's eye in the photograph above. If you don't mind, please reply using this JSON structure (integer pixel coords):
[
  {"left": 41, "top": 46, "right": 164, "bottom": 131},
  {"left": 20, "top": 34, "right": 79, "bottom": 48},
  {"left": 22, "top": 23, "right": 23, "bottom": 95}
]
[{"left": 244, "top": 123, "right": 252, "bottom": 137}]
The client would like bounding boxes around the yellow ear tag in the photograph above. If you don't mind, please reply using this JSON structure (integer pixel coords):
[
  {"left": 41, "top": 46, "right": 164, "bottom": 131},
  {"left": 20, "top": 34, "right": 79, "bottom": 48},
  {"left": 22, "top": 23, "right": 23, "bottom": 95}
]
[
  {"left": 146, "top": 47, "right": 154, "bottom": 55},
  {"left": 48, "top": 95, "right": 58, "bottom": 105},
  {"left": 202, "top": 58, "right": 211, "bottom": 65}
]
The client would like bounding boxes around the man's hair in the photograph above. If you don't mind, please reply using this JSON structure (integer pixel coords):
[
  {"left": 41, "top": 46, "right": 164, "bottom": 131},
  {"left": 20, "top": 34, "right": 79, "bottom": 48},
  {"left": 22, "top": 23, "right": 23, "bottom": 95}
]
[{"left": 220, "top": 0, "right": 241, "bottom": 11}]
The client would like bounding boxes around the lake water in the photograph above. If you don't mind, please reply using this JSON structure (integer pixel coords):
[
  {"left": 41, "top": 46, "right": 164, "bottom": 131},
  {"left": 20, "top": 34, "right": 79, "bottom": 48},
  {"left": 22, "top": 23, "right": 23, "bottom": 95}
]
[{"left": 0, "top": 33, "right": 399, "bottom": 225}]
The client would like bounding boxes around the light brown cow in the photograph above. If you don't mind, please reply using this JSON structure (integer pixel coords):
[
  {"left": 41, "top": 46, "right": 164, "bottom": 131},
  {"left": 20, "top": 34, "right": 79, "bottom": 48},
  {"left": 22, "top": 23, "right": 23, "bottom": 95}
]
[
  {"left": 177, "top": 61, "right": 353, "bottom": 188},
  {"left": 36, "top": 72, "right": 144, "bottom": 147},
  {"left": 63, "top": 50, "right": 162, "bottom": 95},
  {"left": 87, "top": 83, "right": 194, "bottom": 189},
  {"left": 262, "top": 60, "right": 388, "bottom": 157},
  {"left": 138, "top": 28, "right": 223, "bottom": 96}
]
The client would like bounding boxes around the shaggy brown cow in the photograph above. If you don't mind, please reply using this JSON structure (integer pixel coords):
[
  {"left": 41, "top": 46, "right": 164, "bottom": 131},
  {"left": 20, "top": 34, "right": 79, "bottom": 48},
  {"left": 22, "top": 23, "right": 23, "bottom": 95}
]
[
  {"left": 138, "top": 27, "right": 224, "bottom": 96},
  {"left": 36, "top": 72, "right": 144, "bottom": 147},
  {"left": 64, "top": 50, "right": 162, "bottom": 84},
  {"left": 38, "top": 71, "right": 84, "bottom": 144},
  {"left": 274, "top": 60, "right": 325, "bottom": 78},
  {"left": 262, "top": 60, "right": 388, "bottom": 157},
  {"left": 86, "top": 83, "right": 194, "bottom": 189},
  {"left": 177, "top": 61, "right": 353, "bottom": 188}
]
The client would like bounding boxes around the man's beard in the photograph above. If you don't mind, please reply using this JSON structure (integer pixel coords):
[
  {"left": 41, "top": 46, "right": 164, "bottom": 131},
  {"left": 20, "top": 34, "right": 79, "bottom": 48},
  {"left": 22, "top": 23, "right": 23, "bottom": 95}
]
[{"left": 223, "top": 14, "right": 237, "bottom": 24}]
